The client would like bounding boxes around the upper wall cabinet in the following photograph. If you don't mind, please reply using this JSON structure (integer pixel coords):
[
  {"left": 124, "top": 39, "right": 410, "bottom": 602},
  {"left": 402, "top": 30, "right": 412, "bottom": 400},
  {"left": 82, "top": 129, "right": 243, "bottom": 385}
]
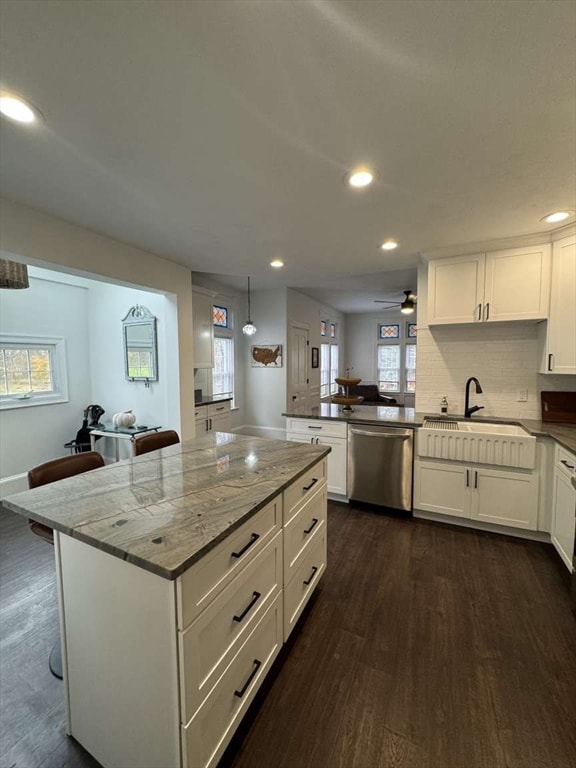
[
  {"left": 192, "top": 287, "right": 215, "bottom": 368},
  {"left": 538, "top": 233, "right": 576, "bottom": 375},
  {"left": 427, "top": 245, "right": 551, "bottom": 325}
]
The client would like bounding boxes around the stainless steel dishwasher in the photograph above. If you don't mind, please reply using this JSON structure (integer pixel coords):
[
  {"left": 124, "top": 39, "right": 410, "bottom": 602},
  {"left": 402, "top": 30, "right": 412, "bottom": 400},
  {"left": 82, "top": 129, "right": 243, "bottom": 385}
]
[{"left": 348, "top": 423, "right": 414, "bottom": 512}]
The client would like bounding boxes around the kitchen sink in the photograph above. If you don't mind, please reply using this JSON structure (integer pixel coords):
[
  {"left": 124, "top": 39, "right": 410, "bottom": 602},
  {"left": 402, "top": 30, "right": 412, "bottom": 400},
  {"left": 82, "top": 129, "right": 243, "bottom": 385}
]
[
  {"left": 419, "top": 418, "right": 536, "bottom": 468},
  {"left": 423, "top": 419, "right": 529, "bottom": 436}
]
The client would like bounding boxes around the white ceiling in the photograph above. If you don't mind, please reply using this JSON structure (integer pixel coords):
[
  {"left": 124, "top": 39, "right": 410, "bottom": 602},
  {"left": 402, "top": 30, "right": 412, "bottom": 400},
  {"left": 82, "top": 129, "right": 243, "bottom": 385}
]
[{"left": 1, "top": 0, "right": 574, "bottom": 313}]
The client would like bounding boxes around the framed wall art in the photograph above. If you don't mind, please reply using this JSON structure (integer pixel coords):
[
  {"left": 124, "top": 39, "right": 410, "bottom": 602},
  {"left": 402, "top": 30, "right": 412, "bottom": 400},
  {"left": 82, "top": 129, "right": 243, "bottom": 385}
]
[
  {"left": 250, "top": 344, "right": 283, "bottom": 367},
  {"left": 311, "top": 347, "right": 319, "bottom": 368}
]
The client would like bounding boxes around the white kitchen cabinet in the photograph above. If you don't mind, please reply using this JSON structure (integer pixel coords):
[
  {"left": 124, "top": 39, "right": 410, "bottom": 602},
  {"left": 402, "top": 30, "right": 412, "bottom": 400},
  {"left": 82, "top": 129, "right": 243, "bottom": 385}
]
[
  {"left": 550, "top": 444, "right": 575, "bottom": 572},
  {"left": 538, "top": 233, "right": 576, "bottom": 375},
  {"left": 414, "top": 458, "right": 538, "bottom": 530},
  {"left": 286, "top": 418, "right": 347, "bottom": 497},
  {"left": 192, "top": 288, "right": 215, "bottom": 368},
  {"left": 195, "top": 401, "right": 232, "bottom": 435},
  {"left": 428, "top": 245, "right": 551, "bottom": 325}
]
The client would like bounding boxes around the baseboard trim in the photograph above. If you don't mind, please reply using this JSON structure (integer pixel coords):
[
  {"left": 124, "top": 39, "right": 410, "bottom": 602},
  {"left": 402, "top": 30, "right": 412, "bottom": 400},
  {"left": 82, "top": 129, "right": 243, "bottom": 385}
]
[
  {"left": 0, "top": 473, "right": 29, "bottom": 498},
  {"left": 414, "top": 509, "right": 551, "bottom": 542}
]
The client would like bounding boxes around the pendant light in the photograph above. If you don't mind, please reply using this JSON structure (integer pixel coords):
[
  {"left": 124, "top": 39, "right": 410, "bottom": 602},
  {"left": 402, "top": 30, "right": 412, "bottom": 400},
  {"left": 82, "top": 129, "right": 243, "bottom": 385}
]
[
  {"left": 0, "top": 259, "right": 29, "bottom": 289},
  {"left": 400, "top": 290, "right": 415, "bottom": 315},
  {"left": 242, "top": 276, "right": 257, "bottom": 336}
]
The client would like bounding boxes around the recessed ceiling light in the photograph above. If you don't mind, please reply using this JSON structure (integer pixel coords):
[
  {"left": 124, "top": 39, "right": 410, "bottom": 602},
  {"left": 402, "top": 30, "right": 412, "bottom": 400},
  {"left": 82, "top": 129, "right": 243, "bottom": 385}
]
[
  {"left": 270, "top": 259, "right": 284, "bottom": 268},
  {"left": 380, "top": 240, "right": 398, "bottom": 251},
  {"left": 348, "top": 168, "right": 374, "bottom": 188},
  {"left": 541, "top": 211, "right": 573, "bottom": 224},
  {"left": 0, "top": 92, "right": 41, "bottom": 124}
]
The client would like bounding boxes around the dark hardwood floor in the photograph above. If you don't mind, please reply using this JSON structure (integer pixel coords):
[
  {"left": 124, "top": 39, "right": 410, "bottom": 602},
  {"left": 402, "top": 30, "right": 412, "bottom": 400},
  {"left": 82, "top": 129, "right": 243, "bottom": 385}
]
[{"left": 1, "top": 502, "right": 575, "bottom": 768}]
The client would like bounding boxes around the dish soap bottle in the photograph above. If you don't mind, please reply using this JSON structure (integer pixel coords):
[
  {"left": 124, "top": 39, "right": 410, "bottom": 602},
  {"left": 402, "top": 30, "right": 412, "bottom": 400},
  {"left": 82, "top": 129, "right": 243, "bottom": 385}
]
[{"left": 440, "top": 396, "right": 448, "bottom": 414}]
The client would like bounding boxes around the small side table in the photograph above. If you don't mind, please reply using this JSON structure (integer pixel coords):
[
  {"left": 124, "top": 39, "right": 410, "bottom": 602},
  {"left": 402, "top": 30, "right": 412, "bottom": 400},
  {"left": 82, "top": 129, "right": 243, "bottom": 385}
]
[{"left": 89, "top": 424, "right": 162, "bottom": 462}]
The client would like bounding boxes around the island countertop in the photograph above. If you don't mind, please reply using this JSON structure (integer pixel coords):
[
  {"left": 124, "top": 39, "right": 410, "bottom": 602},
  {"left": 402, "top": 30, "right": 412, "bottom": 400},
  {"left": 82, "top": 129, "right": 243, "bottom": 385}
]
[
  {"left": 1, "top": 434, "right": 330, "bottom": 580},
  {"left": 283, "top": 404, "right": 576, "bottom": 453}
]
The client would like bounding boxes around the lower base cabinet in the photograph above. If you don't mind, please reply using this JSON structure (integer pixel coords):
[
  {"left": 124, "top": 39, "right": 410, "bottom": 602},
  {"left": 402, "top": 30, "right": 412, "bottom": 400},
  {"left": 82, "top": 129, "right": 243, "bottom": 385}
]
[
  {"left": 286, "top": 419, "right": 347, "bottom": 496},
  {"left": 58, "top": 460, "right": 328, "bottom": 768},
  {"left": 414, "top": 458, "right": 538, "bottom": 530},
  {"left": 551, "top": 445, "right": 576, "bottom": 571}
]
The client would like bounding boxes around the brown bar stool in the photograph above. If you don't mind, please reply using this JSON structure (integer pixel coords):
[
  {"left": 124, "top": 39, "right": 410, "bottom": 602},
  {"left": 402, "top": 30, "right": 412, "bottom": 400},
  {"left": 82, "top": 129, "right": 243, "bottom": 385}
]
[
  {"left": 28, "top": 451, "right": 105, "bottom": 678},
  {"left": 133, "top": 429, "right": 180, "bottom": 456}
]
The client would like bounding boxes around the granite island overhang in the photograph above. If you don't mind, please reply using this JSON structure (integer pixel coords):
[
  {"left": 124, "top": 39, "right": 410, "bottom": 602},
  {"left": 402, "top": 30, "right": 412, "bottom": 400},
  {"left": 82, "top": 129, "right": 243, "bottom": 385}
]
[{"left": 2, "top": 432, "right": 331, "bottom": 580}]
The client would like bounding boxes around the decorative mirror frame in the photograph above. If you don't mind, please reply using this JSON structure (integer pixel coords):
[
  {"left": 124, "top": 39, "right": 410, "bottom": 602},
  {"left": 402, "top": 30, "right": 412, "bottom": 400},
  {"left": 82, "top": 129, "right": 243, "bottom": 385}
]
[{"left": 122, "top": 305, "right": 158, "bottom": 383}]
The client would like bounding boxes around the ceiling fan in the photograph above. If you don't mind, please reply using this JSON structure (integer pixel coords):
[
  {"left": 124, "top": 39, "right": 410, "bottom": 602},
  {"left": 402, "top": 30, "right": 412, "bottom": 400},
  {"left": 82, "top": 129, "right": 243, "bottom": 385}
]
[{"left": 374, "top": 290, "right": 417, "bottom": 315}]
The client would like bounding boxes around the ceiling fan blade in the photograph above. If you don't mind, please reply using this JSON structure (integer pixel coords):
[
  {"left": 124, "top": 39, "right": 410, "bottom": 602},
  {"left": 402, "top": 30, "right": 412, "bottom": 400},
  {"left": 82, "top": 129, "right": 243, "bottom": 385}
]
[{"left": 373, "top": 300, "right": 401, "bottom": 305}]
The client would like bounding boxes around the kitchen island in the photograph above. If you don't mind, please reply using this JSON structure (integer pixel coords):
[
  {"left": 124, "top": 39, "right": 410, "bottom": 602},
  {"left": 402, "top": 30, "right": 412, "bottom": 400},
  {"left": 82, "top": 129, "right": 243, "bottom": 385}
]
[{"left": 2, "top": 433, "right": 330, "bottom": 768}]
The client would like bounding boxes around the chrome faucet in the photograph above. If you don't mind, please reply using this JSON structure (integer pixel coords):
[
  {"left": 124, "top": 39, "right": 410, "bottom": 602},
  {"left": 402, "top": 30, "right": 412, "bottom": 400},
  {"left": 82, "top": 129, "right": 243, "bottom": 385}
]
[{"left": 464, "top": 377, "right": 484, "bottom": 418}]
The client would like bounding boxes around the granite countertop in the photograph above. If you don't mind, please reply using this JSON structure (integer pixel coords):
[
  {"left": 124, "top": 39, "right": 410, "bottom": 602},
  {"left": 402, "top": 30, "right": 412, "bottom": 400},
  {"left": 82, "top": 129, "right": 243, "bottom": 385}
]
[
  {"left": 1, "top": 434, "right": 329, "bottom": 581},
  {"left": 283, "top": 405, "right": 576, "bottom": 453},
  {"left": 195, "top": 395, "right": 233, "bottom": 407}
]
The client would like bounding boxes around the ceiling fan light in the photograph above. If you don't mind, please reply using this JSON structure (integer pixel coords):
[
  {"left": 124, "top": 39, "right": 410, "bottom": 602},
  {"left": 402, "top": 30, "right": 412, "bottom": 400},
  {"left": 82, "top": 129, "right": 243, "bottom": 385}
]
[{"left": 400, "top": 303, "right": 414, "bottom": 314}]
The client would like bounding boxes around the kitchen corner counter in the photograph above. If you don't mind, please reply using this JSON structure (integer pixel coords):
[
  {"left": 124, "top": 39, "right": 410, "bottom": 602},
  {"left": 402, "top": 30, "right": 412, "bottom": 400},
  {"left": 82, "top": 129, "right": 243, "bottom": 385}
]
[
  {"left": 1, "top": 433, "right": 329, "bottom": 580},
  {"left": 283, "top": 405, "right": 575, "bottom": 453},
  {"left": 195, "top": 394, "right": 233, "bottom": 406}
]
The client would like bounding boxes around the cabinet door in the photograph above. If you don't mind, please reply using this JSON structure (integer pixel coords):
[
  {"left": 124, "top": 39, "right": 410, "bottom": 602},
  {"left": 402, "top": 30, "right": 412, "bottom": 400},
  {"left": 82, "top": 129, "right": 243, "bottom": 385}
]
[
  {"left": 427, "top": 254, "right": 485, "bottom": 325},
  {"left": 547, "top": 235, "right": 576, "bottom": 374},
  {"left": 470, "top": 467, "right": 538, "bottom": 530},
  {"left": 317, "top": 435, "right": 347, "bottom": 496},
  {"left": 551, "top": 463, "right": 576, "bottom": 572},
  {"left": 484, "top": 245, "right": 551, "bottom": 322},
  {"left": 413, "top": 459, "right": 470, "bottom": 517},
  {"left": 195, "top": 417, "right": 208, "bottom": 436},
  {"left": 192, "top": 290, "right": 214, "bottom": 368}
]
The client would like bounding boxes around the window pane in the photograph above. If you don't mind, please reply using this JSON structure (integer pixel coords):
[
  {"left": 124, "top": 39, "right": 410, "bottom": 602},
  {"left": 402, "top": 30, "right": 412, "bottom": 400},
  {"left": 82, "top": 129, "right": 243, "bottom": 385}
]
[
  {"left": 213, "top": 305, "right": 228, "bottom": 328},
  {"left": 407, "top": 323, "right": 417, "bottom": 338},
  {"left": 377, "top": 344, "right": 400, "bottom": 392},
  {"left": 405, "top": 344, "right": 417, "bottom": 392},
  {"left": 330, "top": 323, "right": 336, "bottom": 339},
  {"left": 320, "top": 320, "right": 327, "bottom": 337},
  {"left": 379, "top": 324, "right": 400, "bottom": 339},
  {"left": 128, "top": 350, "right": 153, "bottom": 378},
  {"left": 213, "top": 337, "right": 234, "bottom": 398},
  {"left": 1, "top": 347, "right": 55, "bottom": 395},
  {"left": 330, "top": 345, "right": 339, "bottom": 394},
  {"left": 320, "top": 343, "right": 330, "bottom": 397}
]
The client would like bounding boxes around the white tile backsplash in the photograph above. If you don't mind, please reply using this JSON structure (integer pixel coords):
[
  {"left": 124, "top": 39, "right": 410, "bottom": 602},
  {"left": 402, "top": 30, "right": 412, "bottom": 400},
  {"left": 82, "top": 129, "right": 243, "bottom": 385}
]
[{"left": 415, "top": 323, "right": 575, "bottom": 419}]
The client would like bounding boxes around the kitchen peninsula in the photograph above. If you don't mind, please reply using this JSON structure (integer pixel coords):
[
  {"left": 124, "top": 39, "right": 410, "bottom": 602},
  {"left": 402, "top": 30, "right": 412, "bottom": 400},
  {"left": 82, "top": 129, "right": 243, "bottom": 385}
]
[{"left": 2, "top": 433, "right": 330, "bottom": 768}]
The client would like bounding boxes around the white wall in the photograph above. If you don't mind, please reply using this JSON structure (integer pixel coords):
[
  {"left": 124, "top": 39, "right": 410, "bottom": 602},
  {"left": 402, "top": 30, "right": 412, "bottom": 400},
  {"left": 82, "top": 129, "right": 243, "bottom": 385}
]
[
  {"left": 415, "top": 264, "right": 576, "bottom": 418},
  {"left": 88, "top": 282, "right": 177, "bottom": 461},
  {"left": 0, "top": 199, "right": 194, "bottom": 437},
  {"left": 243, "top": 288, "right": 287, "bottom": 430},
  {"left": 0, "top": 272, "right": 92, "bottom": 479}
]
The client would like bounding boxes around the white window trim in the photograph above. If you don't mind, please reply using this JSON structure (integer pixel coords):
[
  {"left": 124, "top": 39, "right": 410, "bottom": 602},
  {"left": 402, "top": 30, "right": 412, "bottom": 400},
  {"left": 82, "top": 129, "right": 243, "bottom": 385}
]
[
  {"left": 0, "top": 334, "right": 69, "bottom": 410},
  {"left": 375, "top": 321, "right": 417, "bottom": 396}
]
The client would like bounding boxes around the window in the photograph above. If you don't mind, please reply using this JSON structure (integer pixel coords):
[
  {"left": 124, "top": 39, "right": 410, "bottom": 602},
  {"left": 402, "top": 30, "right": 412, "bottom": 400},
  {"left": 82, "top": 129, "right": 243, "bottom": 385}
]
[
  {"left": 0, "top": 335, "right": 68, "bottom": 409},
  {"left": 320, "top": 317, "right": 339, "bottom": 398},
  {"left": 376, "top": 323, "right": 416, "bottom": 395},
  {"left": 212, "top": 305, "right": 234, "bottom": 404}
]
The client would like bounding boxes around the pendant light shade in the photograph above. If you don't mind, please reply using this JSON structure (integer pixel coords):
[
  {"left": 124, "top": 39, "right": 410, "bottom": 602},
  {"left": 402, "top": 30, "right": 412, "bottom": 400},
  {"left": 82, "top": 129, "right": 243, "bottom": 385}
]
[
  {"left": 0, "top": 259, "right": 29, "bottom": 289},
  {"left": 242, "top": 277, "right": 257, "bottom": 336}
]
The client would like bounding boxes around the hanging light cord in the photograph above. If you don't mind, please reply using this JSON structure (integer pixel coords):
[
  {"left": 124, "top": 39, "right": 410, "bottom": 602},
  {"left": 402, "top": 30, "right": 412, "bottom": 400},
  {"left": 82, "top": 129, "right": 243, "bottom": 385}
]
[{"left": 247, "top": 276, "right": 252, "bottom": 322}]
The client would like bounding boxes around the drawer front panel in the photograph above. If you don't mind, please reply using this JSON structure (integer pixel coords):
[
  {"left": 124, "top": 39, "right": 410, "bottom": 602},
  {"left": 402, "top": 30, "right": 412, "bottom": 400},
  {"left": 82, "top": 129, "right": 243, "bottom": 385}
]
[
  {"left": 286, "top": 419, "right": 347, "bottom": 439},
  {"left": 177, "top": 497, "right": 281, "bottom": 629},
  {"left": 207, "top": 401, "right": 231, "bottom": 418},
  {"left": 194, "top": 405, "right": 207, "bottom": 420},
  {"left": 556, "top": 444, "right": 576, "bottom": 480},
  {"left": 182, "top": 594, "right": 283, "bottom": 768},
  {"left": 284, "top": 529, "right": 326, "bottom": 641},
  {"left": 179, "top": 533, "right": 282, "bottom": 723},
  {"left": 283, "top": 459, "right": 327, "bottom": 523},
  {"left": 283, "top": 485, "right": 327, "bottom": 581}
]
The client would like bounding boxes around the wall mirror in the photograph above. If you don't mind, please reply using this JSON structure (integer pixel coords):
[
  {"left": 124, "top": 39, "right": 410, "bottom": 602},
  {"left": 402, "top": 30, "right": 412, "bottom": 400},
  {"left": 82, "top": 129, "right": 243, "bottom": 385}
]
[{"left": 122, "top": 305, "right": 158, "bottom": 382}]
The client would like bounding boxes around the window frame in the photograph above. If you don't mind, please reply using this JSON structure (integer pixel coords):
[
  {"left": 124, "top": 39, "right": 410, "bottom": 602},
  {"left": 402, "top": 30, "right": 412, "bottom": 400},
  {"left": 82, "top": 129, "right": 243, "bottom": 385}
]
[
  {"left": 375, "top": 321, "right": 417, "bottom": 396},
  {"left": 212, "top": 304, "right": 235, "bottom": 407},
  {"left": 0, "top": 334, "right": 69, "bottom": 410}
]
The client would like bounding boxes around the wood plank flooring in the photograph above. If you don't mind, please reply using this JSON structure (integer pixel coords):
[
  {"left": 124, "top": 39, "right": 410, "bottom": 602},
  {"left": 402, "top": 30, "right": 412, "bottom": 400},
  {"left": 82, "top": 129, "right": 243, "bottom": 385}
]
[{"left": 1, "top": 502, "right": 575, "bottom": 768}]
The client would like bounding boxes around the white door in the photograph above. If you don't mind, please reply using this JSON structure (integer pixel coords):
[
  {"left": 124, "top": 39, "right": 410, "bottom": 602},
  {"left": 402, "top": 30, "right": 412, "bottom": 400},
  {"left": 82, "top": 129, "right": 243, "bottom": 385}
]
[
  {"left": 288, "top": 324, "right": 309, "bottom": 413},
  {"left": 413, "top": 459, "right": 470, "bottom": 517}
]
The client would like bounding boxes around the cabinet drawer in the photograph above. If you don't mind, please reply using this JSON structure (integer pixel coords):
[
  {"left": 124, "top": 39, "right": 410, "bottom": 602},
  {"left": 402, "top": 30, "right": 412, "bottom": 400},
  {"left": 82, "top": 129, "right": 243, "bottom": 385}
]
[
  {"left": 284, "top": 529, "right": 326, "bottom": 641},
  {"left": 207, "top": 401, "right": 231, "bottom": 418},
  {"left": 286, "top": 419, "right": 347, "bottom": 439},
  {"left": 179, "top": 532, "right": 282, "bottom": 723},
  {"left": 177, "top": 497, "right": 281, "bottom": 628},
  {"left": 182, "top": 594, "right": 283, "bottom": 768},
  {"left": 195, "top": 405, "right": 207, "bottom": 420},
  {"left": 283, "top": 459, "right": 327, "bottom": 523},
  {"left": 283, "top": 485, "right": 327, "bottom": 582}
]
